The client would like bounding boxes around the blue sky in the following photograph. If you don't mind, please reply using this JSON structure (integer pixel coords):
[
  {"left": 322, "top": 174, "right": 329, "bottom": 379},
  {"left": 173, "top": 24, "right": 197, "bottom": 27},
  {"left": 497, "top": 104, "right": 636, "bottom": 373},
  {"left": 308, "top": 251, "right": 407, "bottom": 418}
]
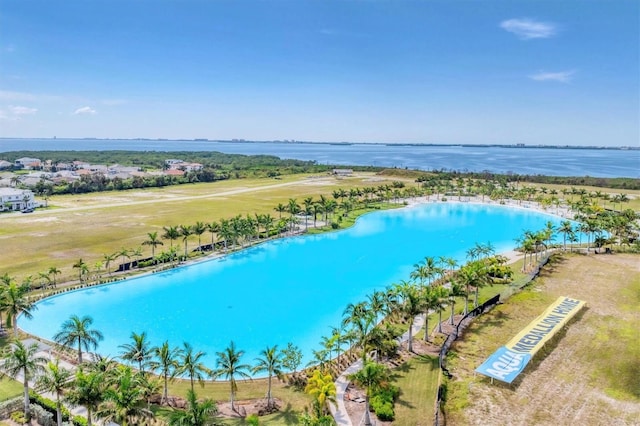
[{"left": 0, "top": 0, "right": 638, "bottom": 146}]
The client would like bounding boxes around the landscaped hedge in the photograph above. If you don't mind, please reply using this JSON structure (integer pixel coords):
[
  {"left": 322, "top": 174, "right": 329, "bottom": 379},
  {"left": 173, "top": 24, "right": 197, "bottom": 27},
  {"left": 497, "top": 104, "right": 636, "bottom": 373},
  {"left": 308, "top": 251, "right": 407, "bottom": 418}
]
[
  {"left": 29, "top": 391, "right": 86, "bottom": 426},
  {"left": 370, "top": 384, "right": 400, "bottom": 421}
]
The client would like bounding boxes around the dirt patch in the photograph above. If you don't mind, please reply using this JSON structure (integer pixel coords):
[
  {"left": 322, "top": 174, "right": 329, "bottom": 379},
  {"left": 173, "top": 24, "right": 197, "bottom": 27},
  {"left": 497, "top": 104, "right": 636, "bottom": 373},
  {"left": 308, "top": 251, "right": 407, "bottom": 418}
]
[
  {"left": 216, "top": 398, "right": 282, "bottom": 418},
  {"left": 445, "top": 253, "right": 640, "bottom": 426}
]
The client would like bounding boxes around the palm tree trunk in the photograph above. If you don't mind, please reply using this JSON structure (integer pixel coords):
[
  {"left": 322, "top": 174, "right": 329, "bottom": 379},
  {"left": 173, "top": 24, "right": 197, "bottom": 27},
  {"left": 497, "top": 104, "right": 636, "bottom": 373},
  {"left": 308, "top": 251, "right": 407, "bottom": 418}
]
[
  {"left": 408, "top": 325, "right": 414, "bottom": 352},
  {"left": 56, "top": 399, "right": 63, "bottom": 426},
  {"left": 424, "top": 313, "right": 430, "bottom": 342},
  {"left": 267, "top": 374, "right": 273, "bottom": 408},
  {"left": 163, "top": 374, "right": 168, "bottom": 404},
  {"left": 87, "top": 407, "right": 92, "bottom": 426},
  {"left": 23, "top": 376, "right": 30, "bottom": 419},
  {"left": 78, "top": 339, "right": 83, "bottom": 363},
  {"left": 363, "top": 396, "right": 372, "bottom": 426},
  {"left": 450, "top": 303, "right": 455, "bottom": 325}
]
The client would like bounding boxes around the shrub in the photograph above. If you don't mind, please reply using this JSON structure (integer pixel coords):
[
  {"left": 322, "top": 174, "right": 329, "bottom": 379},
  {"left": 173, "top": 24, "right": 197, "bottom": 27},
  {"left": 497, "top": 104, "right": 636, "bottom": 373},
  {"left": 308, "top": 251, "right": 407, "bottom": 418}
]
[
  {"left": 331, "top": 222, "right": 340, "bottom": 229},
  {"left": 29, "top": 391, "right": 72, "bottom": 420},
  {"left": 10, "top": 410, "right": 27, "bottom": 424},
  {"left": 370, "top": 396, "right": 394, "bottom": 421}
]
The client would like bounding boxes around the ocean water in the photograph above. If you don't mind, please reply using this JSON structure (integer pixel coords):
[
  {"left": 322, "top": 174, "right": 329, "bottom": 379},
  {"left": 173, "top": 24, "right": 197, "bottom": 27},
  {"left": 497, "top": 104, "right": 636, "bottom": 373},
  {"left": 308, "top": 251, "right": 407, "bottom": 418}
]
[
  {"left": 20, "top": 203, "right": 570, "bottom": 372},
  {"left": 0, "top": 138, "right": 638, "bottom": 178}
]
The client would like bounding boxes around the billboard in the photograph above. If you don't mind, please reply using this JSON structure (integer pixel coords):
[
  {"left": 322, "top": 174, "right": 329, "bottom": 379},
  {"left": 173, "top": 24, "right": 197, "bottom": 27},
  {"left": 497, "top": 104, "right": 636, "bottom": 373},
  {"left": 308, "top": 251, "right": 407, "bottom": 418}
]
[{"left": 476, "top": 296, "right": 585, "bottom": 383}]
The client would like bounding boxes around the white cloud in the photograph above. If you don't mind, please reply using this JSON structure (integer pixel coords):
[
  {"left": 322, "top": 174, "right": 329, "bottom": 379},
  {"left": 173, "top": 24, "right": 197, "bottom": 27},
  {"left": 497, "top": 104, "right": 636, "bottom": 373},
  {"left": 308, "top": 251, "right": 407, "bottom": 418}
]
[
  {"left": 9, "top": 105, "right": 37, "bottom": 115},
  {"left": 74, "top": 106, "right": 97, "bottom": 115},
  {"left": 500, "top": 18, "right": 557, "bottom": 40},
  {"left": 529, "top": 70, "right": 575, "bottom": 83}
]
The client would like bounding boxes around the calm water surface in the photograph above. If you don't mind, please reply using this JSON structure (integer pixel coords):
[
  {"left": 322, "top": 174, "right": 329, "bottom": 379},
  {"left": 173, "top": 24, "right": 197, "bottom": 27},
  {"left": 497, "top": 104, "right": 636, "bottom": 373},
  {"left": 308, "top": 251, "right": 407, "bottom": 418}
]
[
  {"left": 1, "top": 138, "right": 637, "bottom": 178},
  {"left": 21, "top": 203, "right": 568, "bottom": 370}
]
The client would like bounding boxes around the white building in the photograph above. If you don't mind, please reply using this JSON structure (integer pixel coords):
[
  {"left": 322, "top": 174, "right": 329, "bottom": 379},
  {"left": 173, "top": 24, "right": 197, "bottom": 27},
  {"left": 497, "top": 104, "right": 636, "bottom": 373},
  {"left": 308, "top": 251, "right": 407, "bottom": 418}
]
[
  {"left": 0, "top": 188, "right": 36, "bottom": 212},
  {"left": 14, "top": 157, "right": 42, "bottom": 170}
]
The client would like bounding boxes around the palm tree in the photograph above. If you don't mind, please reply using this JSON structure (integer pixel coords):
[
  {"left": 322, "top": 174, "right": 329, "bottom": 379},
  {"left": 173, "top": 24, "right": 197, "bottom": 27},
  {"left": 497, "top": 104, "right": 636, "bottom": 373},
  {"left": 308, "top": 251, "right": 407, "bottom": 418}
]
[
  {"left": 142, "top": 231, "right": 164, "bottom": 262},
  {"left": 447, "top": 281, "right": 466, "bottom": 325},
  {"left": 342, "top": 301, "right": 375, "bottom": 362},
  {"left": 169, "top": 390, "right": 219, "bottom": 426},
  {"left": 395, "top": 282, "right": 422, "bottom": 353},
  {"left": 4, "top": 282, "right": 35, "bottom": 337},
  {"left": 53, "top": 314, "right": 104, "bottom": 364},
  {"left": 2, "top": 340, "right": 46, "bottom": 419},
  {"left": 559, "top": 220, "right": 574, "bottom": 251},
  {"left": 36, "top": 359, "right": 72, "bottom": 426},
  {"left": 180, "top": 225, "right": 193, "bottom": 259},
  {"left": 192, "top": 221, "right": 207, "bottom": 251},
  {"left": 117, "top": 248, "right": 131, "bottom": 270},
  {"left": 95, "top": 365, "right": 153, "bottom": 426},
  {"left": 103, "top": 253, "right": 117, "bottom": 275},
  {"left": 66, "top": 368, "right": 104, "bottom": 426},
  {"left": 274, "top": 203, "right": 287, "bottom": 219},
  {"left": 304, "top": 369, "right": 336, "bottom": 418},
  {"left": 421, "top": 285, "right": 439, "bottom": 342},
  {"left": 119, "top": 331, "right": 153, "bottom": 373},
  {"left": 149, "top": 341, "right": 183, "bottom": 404},
  {"left": 213, "top": 341, "right": 252, "bottom": 412},
  {"left": 348, "top": 362, "right": 389, "bottom": 426},
  {"left": 252, "top": 345, "right": 283, "bottom": 409},
  {"left": 432, "top": 286, "right": 449, "bottom": 333},
  {"left": 72, "top": 258, "right": 88, "bottom": 283},
  {"left": 48, "top": 266, "right": 62, "bottom": 286},
  {"left": 179, "top": 343, "right": 210, "bottom": 393},
  {"left": 208, "top": 221, "right": 220, "bottom": 250},
  {"left": 163, "top": 225, "right": 181, "bottom": 250}
]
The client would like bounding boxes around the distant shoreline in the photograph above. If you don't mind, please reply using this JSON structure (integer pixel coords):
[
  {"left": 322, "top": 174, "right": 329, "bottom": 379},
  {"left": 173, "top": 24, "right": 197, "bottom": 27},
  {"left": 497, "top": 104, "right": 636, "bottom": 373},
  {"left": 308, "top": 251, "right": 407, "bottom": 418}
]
[{"left": 0, "top": 137, "right": 637, "bottom": 151}]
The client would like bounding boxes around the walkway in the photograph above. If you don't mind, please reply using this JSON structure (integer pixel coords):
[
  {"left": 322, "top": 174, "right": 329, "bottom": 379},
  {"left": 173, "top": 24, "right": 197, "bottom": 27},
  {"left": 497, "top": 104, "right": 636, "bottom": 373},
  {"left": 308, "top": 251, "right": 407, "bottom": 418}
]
[
  {"left": 330, "top": 313, "right": 426, "bottom": 426},
  {"left": 6, "top": 338, "right": 116, "bottom": 425}
]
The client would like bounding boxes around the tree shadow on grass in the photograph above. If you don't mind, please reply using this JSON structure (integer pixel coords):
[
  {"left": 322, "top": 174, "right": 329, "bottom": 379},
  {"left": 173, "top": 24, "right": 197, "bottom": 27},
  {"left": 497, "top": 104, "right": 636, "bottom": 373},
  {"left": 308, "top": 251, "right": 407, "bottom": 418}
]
[{"left": 269, "top": 402, "right": 298, "bottom": 425}]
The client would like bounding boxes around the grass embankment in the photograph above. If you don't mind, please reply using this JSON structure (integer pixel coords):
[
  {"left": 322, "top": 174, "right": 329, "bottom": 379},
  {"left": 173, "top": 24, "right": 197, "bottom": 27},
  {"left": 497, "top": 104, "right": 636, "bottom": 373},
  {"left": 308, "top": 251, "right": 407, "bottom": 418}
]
[
  {"left": 442, "top": 253, "right": 640, "bottom": 425},
  {"left": 391, "top": 355, "right": 440, "bottom": 426}
]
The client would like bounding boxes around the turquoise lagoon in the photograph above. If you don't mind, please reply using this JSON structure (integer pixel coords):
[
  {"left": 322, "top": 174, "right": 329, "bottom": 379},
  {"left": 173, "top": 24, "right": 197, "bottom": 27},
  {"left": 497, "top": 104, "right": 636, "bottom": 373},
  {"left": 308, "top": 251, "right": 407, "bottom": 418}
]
[{"left": 21, "top": 203, "right": 566, "bottom": 370}]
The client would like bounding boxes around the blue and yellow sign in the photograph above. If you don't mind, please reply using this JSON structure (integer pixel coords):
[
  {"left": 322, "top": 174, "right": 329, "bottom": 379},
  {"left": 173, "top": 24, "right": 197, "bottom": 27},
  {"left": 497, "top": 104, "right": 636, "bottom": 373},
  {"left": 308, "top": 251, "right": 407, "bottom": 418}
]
[{"left": 476, "top": 296, "right": 585, "bottom": 383}]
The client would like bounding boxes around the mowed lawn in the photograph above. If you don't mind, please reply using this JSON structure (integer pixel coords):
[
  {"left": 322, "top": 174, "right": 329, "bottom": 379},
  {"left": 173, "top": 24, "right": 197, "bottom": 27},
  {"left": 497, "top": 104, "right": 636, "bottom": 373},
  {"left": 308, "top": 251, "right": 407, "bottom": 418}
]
[
  {"left": 443, "top": 253, "right": 640, "bottom": 425},
  {"left": 0, "top": 173, "right": 406, "bottom": 281}
]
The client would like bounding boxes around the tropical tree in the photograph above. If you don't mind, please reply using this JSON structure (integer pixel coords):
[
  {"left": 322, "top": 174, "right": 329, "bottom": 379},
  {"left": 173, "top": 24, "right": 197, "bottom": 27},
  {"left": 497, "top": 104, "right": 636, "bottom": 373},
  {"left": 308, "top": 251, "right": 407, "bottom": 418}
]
[
  {"left": 447, "top": 281, "right": 466, "bottom": 325},
  {"left": 252, "top": 345, "right": 283, "bottom": 409},
  {"left": 304, "top": 369, "right": 336, "bottom": 418},
  {"left": 142, "top": 231, "right": 164, "bottom": 262},
  {"left": 559, "top": 220, "right": 574, "bottom": 252},
  {"left": 149, "top": 341, "right": 183, "bottom": 405},
  {"left": 192, "top": 221, "right": 207, "bottom": 251},
  {"left": 281, "top": 342, "right": 303, "bottom": 375},
  {"left": 36, "top": 358, "right": 72, "bottom": 426},
  {"left": 3, "top": 282, "right": 35, "bottom": 337},
  {"left": 348, "top": 362, "right": 389, "bottom": 426},
  {"left": 65, "top": 368, "right": 105, "bottom": 426},
  {"left": 180, "top": 225, "right": 193, "bottom": 258},
  {"left": 213, "top": 341, "right": 252, "bottom": 412},
  {"left": 394, "top": 281, "right": 423, "bottom": 352},
  {"left": 2, "top": 340, "right": 46, "bottom": 419},
  {"left": 169, "top": 390, "right": 219, "bottom": 426},
  {"left": 72, "top": 258, "right": 88, "bottom": 283},
  {"left": 274, "top": 203, "right": 287, "bottom": 219},
  {"left": 117, "top": 248, "right": 131, "bottom": 270},
  {"left": 95, "top": 365, "right": 153, "bottom": 426},
  {"left": 163, "top": 225, "right": 181, "bottom": 250},
  {"left": 119, "top": 331, "right": 153, "bottom": 373},
  {"left": 53, "top": 314, "right": 104, "bottom": 364},
  {"left": 342, "top": 301, "right": 375, "bottom": 362},
  {"left": 432, "top": 286, "right": 449, "bottom": 333},
  {"left": 179, "top": 343, "right": 210, "bottom": 393},
  {"left": 420, "top": 285, "right": 439, "bottom": 342},
  {"left": 103, "top": 253, "right": 117, "bottom": 275},
  {"left": 48, "top": 266, "right": 62, "bottom": 286}
]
